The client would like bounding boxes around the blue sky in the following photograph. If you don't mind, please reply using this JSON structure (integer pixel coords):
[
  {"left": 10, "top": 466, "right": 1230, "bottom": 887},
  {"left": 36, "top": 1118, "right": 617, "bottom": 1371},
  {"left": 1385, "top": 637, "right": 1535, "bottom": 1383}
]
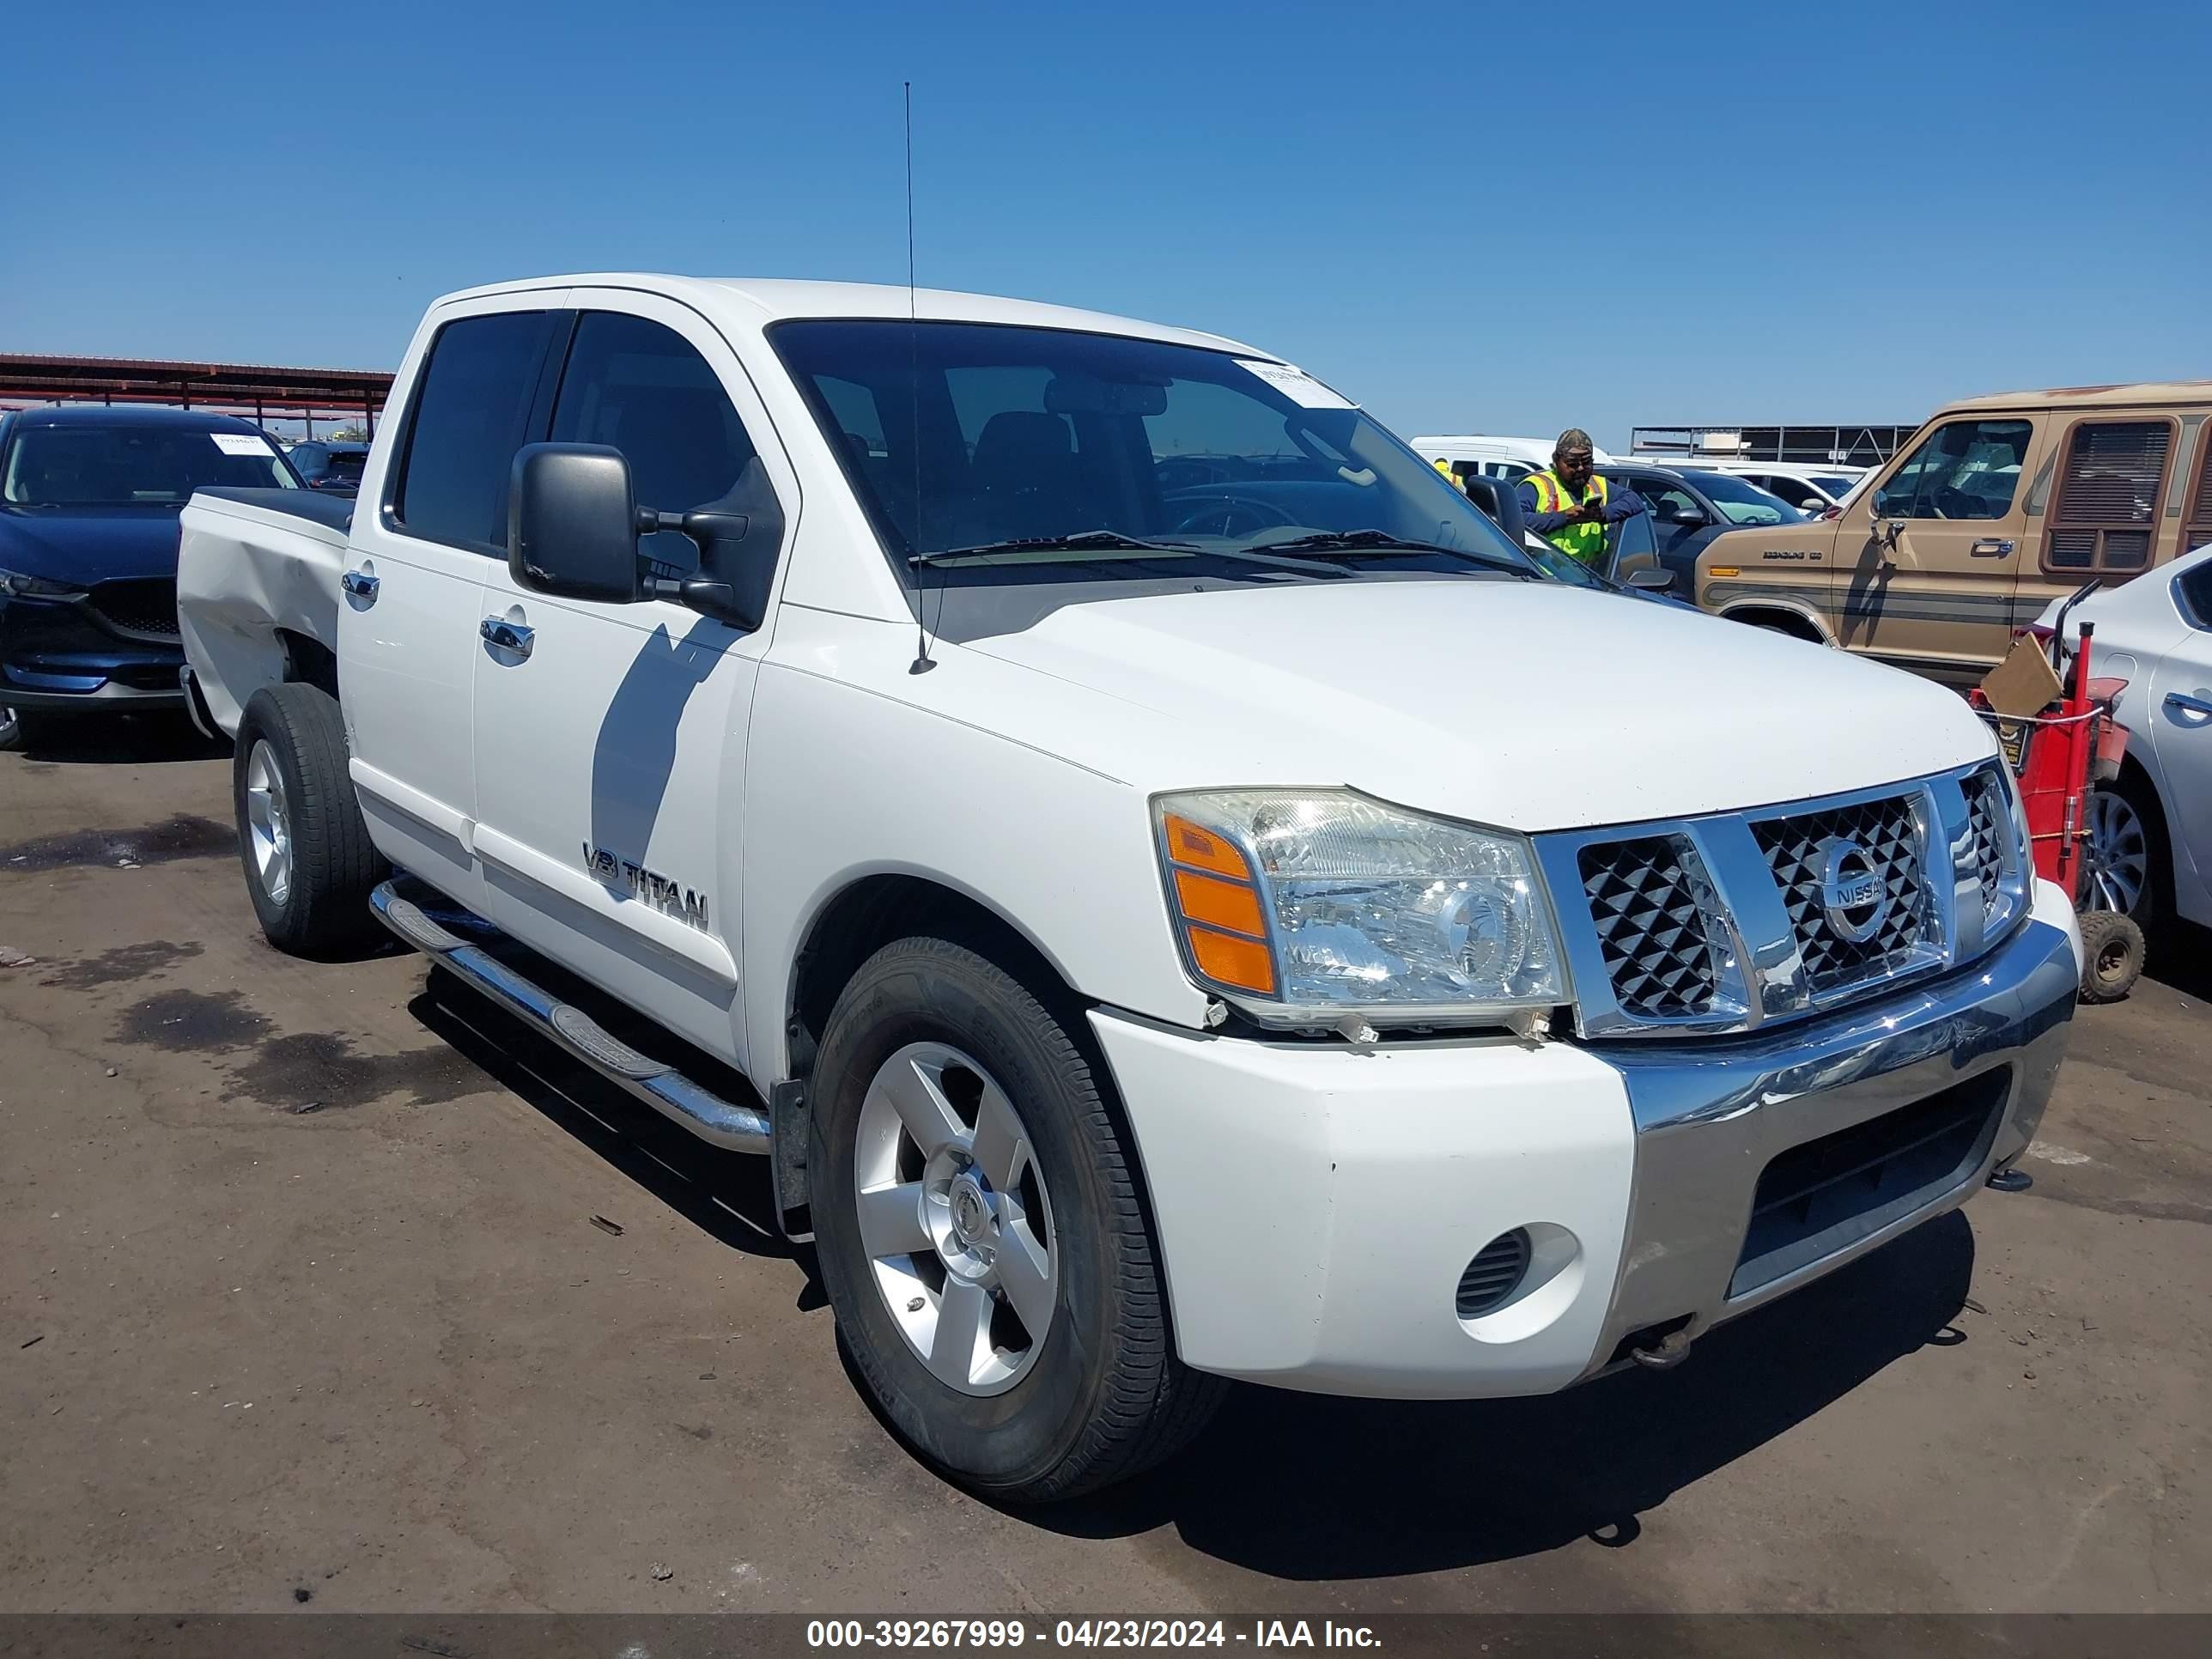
[{"left": 5, "top": 0, "right": 2208, "bottom": 450}]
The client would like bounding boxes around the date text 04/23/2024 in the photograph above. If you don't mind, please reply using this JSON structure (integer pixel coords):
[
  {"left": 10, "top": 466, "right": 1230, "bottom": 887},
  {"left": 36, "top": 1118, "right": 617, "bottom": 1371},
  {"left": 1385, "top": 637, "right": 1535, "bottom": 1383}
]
[{"left": 805, "top": 1621, "right": 1381, "bottom": 1650}]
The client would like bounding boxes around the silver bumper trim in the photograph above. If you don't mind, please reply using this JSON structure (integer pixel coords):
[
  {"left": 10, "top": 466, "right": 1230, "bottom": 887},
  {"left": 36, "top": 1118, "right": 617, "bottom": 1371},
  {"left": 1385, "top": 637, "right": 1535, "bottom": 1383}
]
[{"left": 1578, "top": 912, "right": 2076, "bottom": 1376}]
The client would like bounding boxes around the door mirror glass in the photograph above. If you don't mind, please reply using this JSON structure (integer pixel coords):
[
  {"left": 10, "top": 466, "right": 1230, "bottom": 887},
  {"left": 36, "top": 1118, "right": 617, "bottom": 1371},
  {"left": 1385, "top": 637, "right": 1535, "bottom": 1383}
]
[{"left": 507, "top": 443, "right": 641, "bottom": 604}]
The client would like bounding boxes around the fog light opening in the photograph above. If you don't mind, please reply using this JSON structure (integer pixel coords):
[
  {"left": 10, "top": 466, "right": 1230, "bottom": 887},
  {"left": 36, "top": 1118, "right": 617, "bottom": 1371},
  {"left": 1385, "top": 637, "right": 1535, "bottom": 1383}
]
[{"left": 1455, "top": 1228, "right": 1533, "bottom": 1320}]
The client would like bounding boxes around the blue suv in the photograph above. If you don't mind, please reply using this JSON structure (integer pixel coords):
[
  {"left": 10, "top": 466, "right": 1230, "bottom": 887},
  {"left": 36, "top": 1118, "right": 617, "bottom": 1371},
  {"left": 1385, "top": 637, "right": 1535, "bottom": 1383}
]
[{"left": 0, "top": 404, "right": 304, "bottom": 750}]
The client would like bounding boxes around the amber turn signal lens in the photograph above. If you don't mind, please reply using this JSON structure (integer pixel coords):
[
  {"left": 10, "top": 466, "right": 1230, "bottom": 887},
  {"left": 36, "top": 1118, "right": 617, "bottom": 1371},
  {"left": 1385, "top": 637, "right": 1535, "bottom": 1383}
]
[
  {"left": 1708, "top": 566, "right": 1740, "bottom": 578},
  {"left": 1162, "top": 812, "right": 1252, "bottom": 880},
  {"left": 1187, "top": 926, "right": 1277, "bottom": 994},
  {"left": 1173, "top": 868, "right": 1267, "bottom": 939}
]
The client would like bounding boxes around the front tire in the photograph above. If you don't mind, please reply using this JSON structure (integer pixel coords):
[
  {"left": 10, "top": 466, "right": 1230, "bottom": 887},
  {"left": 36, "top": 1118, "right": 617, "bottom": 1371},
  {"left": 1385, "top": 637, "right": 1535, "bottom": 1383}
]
[
  {"left": 232, "top": 684, "right": 385, "bottom": 956},
  {"left": 0, "top": 705, "right": 46, "bottom": 752},
  {"left": 808, "top": 935, "right": 1223, "bottom": 1501}
]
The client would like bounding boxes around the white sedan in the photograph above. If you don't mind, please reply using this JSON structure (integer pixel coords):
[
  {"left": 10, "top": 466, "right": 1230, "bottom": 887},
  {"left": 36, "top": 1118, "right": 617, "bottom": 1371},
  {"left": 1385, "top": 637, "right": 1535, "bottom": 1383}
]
[{"left": 2030, "top": 544, "right": 2212, "bottom": 933}]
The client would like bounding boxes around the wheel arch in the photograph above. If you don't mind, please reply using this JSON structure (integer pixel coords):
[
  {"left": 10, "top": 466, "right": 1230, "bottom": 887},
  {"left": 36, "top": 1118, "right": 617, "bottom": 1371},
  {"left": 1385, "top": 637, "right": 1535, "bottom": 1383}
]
[
  {"left": 782, "top": 871, "right": 1090, "bottom": 1088},
  {"left": 1717, "top": 600, "right": 1833, "bottom": 644}
]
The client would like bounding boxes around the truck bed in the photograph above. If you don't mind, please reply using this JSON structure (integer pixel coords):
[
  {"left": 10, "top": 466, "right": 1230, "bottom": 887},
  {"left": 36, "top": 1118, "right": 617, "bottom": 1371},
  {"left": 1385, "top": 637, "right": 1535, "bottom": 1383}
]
[{"left": 177, "top": 488, "right": 356, "bottom": 737}]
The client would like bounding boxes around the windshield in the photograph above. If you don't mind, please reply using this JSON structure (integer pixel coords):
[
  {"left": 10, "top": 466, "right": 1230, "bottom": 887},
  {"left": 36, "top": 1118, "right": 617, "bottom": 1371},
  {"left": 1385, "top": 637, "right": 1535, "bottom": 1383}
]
[
  {"left": 1, "top": 424, "right": 298, "bottom": 507},
  {"left": 1813, "top": 475, "right": 1856, "bottom": 496},
  {"left": 1681, "top": 470, "right": 1806, "bottom": 526},
  {"left": 772, "top": 320, "right": 1535, "bottom": 586}
]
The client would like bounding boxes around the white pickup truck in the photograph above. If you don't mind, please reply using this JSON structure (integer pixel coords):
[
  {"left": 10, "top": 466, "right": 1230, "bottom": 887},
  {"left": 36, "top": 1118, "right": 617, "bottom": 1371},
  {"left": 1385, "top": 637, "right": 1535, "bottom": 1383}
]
[{"left": 177, "top": 273, "right": 2082, "bottom": 1500}]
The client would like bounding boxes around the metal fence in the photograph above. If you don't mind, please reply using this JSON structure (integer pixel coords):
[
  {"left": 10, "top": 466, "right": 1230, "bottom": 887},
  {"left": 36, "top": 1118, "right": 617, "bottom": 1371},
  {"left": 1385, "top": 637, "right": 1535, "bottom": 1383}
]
[{"left": 1629, "top": 423, "right": 1919, "bottom": 468}]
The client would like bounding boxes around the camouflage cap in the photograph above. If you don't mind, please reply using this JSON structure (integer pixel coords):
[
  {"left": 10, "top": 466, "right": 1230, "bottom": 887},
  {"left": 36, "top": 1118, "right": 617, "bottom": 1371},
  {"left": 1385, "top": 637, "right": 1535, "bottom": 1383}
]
[{"left": 1554, "top": 427, "right": 1595, "bottom": 459}]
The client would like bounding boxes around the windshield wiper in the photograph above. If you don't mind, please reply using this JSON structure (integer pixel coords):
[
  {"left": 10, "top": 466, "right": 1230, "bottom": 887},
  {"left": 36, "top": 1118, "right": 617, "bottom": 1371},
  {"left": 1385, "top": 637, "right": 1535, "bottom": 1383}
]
[
  {"left": 908, "top": 531, "right": 1199, "bottom": 567},
  {"left": 911, "top": 530, "right": 1354, "bottom": 579},
  {"left": 1245, "top": 529, "right": 1537, "bottom": 577}
]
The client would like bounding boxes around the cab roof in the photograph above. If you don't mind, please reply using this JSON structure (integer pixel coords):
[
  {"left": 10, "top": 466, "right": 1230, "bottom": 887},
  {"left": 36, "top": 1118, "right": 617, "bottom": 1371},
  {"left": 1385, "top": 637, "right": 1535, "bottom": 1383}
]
[
  {"left": 431, "top": 273, "right": 1272, "bottom": 360},
  {"left": 1944, "top": 380, "right": 2212, "bottom": 413}
]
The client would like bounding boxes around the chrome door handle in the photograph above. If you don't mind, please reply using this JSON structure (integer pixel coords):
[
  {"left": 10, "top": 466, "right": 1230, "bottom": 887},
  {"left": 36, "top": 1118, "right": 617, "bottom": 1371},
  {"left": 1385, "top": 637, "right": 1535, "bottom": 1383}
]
[
  {"left": 1969, "top": 538, "right": 2014, "bottom": 557},
  {"left": 479, "top": 617, "right": 535, "bottom": 659},
  {"left": 2165, "top": 691, "right": 2212, "bottom": 719},
  {"left": 341, "top": 569, "right": 380, "bottom": 602}
]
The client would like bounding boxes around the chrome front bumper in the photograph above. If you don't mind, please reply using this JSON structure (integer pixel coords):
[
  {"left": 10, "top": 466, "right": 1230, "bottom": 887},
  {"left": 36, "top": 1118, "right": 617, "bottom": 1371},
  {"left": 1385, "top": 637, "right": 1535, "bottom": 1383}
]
[{"left": 1578, "top": 903, "right": 2078, "bottom": 1378}]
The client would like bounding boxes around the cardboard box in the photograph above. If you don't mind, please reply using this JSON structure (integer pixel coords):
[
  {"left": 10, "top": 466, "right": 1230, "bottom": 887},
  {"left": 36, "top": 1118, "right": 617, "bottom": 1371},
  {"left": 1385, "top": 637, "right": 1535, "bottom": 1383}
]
[{"left": 1978, "top": 636, "right": 2064, "bottom": 719}]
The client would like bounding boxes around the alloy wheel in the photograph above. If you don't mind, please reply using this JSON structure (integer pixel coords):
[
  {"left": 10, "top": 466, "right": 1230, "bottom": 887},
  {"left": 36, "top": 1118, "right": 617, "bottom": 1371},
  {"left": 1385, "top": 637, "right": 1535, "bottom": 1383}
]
[
  {"left": 852, "top": 1041, "right": 1058, "bottom": 1396},
  {"left": 244, "top": 739, "right": 294, "bottom": 905},
  {"left": 2086, "top": 788, "right": 2148, "bottom": 916}
]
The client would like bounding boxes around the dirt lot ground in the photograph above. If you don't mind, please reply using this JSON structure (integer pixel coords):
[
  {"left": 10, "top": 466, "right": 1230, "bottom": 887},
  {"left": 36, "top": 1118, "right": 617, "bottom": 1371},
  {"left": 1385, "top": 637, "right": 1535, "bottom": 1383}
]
[{"left": 2, "top": 717, "right": 2207, "bottom": 1618}]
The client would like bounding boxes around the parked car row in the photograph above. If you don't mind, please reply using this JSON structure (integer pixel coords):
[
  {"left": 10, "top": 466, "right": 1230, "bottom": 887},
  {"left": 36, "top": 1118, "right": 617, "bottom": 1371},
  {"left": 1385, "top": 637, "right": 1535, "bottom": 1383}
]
[{"left": 0, "top": 405, "right": 306, "bottom": 749}]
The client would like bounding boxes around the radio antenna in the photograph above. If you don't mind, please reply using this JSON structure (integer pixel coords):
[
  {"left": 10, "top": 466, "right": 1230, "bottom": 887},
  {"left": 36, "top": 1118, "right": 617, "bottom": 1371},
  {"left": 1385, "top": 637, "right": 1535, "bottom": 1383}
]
[{"left": 905, "top": 81, "right": 936, "bottom": 675}]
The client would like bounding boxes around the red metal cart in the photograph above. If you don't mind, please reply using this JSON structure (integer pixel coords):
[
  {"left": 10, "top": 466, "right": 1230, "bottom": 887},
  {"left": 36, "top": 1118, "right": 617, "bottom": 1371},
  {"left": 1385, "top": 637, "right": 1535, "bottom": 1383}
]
[{"left": 1970, "top": 586, "right": 2142, "bottom": 1003}]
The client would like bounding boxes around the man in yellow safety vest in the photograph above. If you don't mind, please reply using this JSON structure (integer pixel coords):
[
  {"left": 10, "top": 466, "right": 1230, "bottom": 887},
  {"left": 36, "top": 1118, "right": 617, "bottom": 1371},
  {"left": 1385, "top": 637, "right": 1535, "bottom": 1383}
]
[{"left": 1516, "top": 428, "right": 1646, "bottom": 565}]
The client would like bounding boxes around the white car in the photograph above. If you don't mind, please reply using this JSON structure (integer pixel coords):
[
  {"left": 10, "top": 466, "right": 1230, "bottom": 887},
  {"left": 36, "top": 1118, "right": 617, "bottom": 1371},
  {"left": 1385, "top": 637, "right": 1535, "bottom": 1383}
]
[
  {"left": 2029, "top": 545, "right": 2212, "bottom": 931},
  {"left": 1413, "top": 433, "right": 1616, "bottom": 485},
  {"left": 176, "top": 273, "right": 2081, "bottom": 1499}
]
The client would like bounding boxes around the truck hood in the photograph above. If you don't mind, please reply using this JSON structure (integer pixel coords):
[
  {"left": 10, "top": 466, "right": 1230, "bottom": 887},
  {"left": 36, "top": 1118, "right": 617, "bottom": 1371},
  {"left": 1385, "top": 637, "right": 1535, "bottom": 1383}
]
[
  {"left": 962, "top": 577, "right": 1995, "bottom": 831},
  {"left": 0, "top": 506, "right": 185, "bottom": 586}
]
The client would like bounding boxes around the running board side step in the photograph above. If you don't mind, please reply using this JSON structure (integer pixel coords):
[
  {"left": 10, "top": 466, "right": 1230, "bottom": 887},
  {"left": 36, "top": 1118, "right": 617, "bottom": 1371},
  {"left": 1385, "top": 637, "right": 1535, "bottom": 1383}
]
[{"left": 369, "top": 880, "right": 771, "bottom": 1154}]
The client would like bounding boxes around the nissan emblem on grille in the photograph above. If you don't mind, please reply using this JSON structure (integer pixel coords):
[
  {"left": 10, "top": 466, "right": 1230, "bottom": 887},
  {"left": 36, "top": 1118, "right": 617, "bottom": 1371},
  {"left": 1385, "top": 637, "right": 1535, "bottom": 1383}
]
[{"left": 1818, "top": 836, "right": 1888, "bottom": 944}]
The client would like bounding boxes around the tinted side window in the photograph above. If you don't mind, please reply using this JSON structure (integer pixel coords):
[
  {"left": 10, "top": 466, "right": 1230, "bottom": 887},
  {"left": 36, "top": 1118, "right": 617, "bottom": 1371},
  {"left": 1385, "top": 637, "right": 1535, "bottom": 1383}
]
[
  {"left": 395, "top": 311, "right": 555, "bottom": 550},
  {"left": 1872, "top": 419, "right": 2032, "bottom": 522},
  {"left": 1634, "top": 477, "right": 1701, "bottom": 522},
  {"left": 550, "top": 312, "right": 762, "bottom": 572}
]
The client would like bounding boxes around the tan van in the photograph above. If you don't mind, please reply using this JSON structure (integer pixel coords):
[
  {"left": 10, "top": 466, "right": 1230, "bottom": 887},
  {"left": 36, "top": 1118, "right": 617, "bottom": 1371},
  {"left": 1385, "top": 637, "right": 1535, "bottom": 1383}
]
[{"left": 1693, "top": 381, "right": 2212, "bottom": 684}]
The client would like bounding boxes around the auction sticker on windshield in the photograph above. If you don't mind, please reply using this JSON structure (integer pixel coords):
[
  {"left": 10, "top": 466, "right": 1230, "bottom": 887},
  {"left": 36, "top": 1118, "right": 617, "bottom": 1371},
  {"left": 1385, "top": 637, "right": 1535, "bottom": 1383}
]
[
  {"left": 1235, "top": 359, "right": 1355, "bottom": 410},
  {"left": 209, "top": 434, "right": 276, "bottom": 457}
]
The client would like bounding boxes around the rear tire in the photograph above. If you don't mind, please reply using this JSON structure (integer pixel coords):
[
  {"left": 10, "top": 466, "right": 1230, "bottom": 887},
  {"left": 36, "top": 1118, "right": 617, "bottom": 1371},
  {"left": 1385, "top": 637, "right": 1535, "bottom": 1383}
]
[
  {"left": 2076, "top": 910, "right": 2144, "bottom": 1005},
  {"left": 808, "top": 934, "right": 1224, "bottom": 1501},
  {"left": 232, "top": 684, "right": 385, "bottom": 957}
]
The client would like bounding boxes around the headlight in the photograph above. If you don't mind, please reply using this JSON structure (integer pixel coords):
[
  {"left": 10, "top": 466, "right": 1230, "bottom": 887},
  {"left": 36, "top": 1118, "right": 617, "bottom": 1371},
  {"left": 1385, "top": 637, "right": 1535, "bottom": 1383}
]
[
  {"left": 1153, "top": 789, "right": 1566, "bottom": 1029},
  {"left": 0, "top": 568, "right": 87, "bottom": 600}
]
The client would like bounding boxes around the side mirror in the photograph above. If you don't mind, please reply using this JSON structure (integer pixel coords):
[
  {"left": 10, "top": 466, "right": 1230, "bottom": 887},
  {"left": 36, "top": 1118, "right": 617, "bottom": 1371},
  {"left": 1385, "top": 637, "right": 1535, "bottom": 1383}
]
[
  {"left": 1664, "top": 504, "right": 1708, "bottom": 527},
  {"left": 1799, "top": 496, "right": 1825, "bottom": 512},
  {"left": 1626, "top": 568, "right": 1674, "bottom": 591},
  {"left": 508, "top": 444, "right": 642, "bottom": 604}
]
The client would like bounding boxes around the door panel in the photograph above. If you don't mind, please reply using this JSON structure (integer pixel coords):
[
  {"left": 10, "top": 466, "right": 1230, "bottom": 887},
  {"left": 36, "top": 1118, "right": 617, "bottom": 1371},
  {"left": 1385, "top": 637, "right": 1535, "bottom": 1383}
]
[
  {"left": 1840, "top": 416, "right": 2042, "bottom": 682},
  {"left": 470, "top": 295, "right": 793, "bottom": 1068},
  {"left": 337, "top": 541, "right": 486, "bottom": 898}
]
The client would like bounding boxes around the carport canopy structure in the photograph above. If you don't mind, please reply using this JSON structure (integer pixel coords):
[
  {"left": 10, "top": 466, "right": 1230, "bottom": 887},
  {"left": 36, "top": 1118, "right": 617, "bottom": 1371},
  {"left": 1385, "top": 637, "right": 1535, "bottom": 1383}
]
[{"left": 0, "top": 351, "right": 393, "bottom": 440}]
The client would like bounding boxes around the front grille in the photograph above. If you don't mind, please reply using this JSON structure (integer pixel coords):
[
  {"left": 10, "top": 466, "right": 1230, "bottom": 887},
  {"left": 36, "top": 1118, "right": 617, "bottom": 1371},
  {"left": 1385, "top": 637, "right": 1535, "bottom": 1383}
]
[
  {"left": 1962, "top": 772, "right": 2007, "bottom": 913},
  {"left": 88, "top": 578, "right": 180, "bottom": 640},
  {"left": 1577, "top": 835, "right": 1721, "bottom": 1019},
  {"left": 1455, "top": 1229, "right": 1532, "bottom": 1319},
  {"left": 1729, "top": 1068, "right": 2009, "bottom": 1297},
  {"left": 1752, "top": 794, "right": 1925, "bottom": 992}
]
